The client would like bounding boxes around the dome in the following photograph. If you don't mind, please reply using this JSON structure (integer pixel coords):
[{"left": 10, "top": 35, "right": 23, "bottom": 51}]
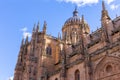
[
  {"left": 64, "top": 16, "right": 81, "bottom": 26},
  {"left": 64, "top": 8, "right": 81, "bottom": 26},
  {"left": 63, "top": 8, "right": 90, "bottom": 34}
]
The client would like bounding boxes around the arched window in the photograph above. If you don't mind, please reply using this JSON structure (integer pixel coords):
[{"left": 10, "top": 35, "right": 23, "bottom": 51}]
[
  {"left": 46, "top": 45, "right": 52, "bottom": 55},
  {"left": 75, "top": 69, "right": 80, "bottom": 80},
  {"left": 55, "top": 78, "right": 58, "bottom": 80}
]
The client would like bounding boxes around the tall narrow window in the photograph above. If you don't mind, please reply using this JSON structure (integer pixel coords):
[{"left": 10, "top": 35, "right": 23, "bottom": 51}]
[
  {"left": 46, "top": 45, "right": 52, "bottom": 55},
  {"left": 75, "top": 69, "right": 80, "bottom": 80},
  {"left": 55, "top": 46, "right": 59, "bottom": 64}
]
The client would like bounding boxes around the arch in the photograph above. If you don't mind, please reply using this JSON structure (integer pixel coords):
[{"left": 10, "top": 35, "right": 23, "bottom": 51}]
[
  {"left": 55, "top": 78, "right": 58, "bottom": 80},
  {"left": 75, "top": 69, "right": 80, "bottom": 80},
  {"left": 94, "top": 55, "right": 120, "bottom": 80}
]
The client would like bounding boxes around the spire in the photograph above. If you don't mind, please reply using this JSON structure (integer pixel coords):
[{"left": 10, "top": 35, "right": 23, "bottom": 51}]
[
  {"left": 25, "top": 35, "right": 28, "bottom": 44},
  {"left": 21, "top": 38, "right": 24, "bottom": 47},
  {"left": 36, "top": 21, "right": 40, "bottom": 32},
  {"left": 73, "top": 6, "right": 78, "bottom": 16},
  {"left": 101, "top": 1, "right": 111, "bottom": 20},
  {"left": 101, "top": 1, "right": 111, "bottom": 43},
  {"left": 43, "top": 21, "right": 47, "bottom": 34},
  {"left": 32, "top": 24, "right": 36, "bottom": 40},
  {"left": 102, "top": 1, "right": 106, "bottom": 10},
  {"left": 32, "top": 23, "right": 36, "bottom": 33}
]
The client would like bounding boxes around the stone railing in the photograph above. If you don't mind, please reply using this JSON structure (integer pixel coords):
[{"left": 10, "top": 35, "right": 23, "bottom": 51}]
[{"left": 90, "top": 40, "right": 120, "bottom": 57}]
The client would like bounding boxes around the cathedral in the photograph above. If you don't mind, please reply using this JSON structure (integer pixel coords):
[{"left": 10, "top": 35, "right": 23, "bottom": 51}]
[{"left": 14, "top": 1, "right": 120, "bottom": 80}]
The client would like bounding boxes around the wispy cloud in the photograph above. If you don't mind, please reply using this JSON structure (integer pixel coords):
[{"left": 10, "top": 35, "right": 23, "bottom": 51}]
[
  {"left": 56, "top": 0, "right": 99, "bottom": 7},
  {"left": 56, "top": 0, "right": 120, "bottom": 10},
  {"left": 104, "top": 0, "right": 120, "bottom": 10},
  {"left": 21, "top": 27, "right": 32, "bottom": 39},
  {"left": 7, "top": 76, "right": 13, "bottom": 80},
  {"left": 105, "top": 0, "right": 115, "bottom": 4},
  {"left": 110, "top": 4, "right": 119, "bottom": 10},
  {"left": 21, "top": 27, "right": 27, "bottom": 32}
]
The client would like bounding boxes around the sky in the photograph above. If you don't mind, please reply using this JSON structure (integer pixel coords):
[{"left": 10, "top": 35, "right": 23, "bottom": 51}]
[{"left": 0, "top": 0, "right": 119, "bottom": 80}]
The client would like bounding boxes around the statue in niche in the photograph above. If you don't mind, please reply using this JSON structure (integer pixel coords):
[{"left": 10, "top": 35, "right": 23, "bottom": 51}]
[{"left": 46, "top": 45, "right": 52, "bottom": 55}]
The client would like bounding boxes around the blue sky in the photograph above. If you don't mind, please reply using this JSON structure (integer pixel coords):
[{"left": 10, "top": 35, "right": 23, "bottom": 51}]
[{"left": 0, "top": 0, "right": 119, "bottom": 80}]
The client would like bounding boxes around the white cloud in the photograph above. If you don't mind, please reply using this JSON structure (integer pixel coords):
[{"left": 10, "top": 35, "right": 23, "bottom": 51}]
[
  {"left": 21, "top": 27, "right": 27, "bottom": 32},
  {"left": 21, "top": 27, "right": 32, "bottom": 39},
  {"left": 23, "top": 32, "right": 32, "bottom": 39},
  {"left": 104, "top": 0, "right": 120, "bottom": 10},
  {"left": 104, "top": 0, "right": 115, "bottom": 4},
  {"left": 110, "top": 4, "right": 119, "bottom": 10},
  {"left": 57, "top": 0, "right": 99, "bottom": 6},
  {"left": 7, "top": 76, "right": 13, "bottom": 80},
  {"left": 56, "top": 0, "right": 120, "bottom": 10}
]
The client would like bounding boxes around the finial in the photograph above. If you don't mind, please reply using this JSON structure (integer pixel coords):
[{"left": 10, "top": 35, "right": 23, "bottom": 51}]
[
  {"left": 102, "top": 1, "right": 106, "bottom": 10},
  {"left": 73, "top": 6, "right": 78, "bottom": 16},
  {"left": 36, "top": 21, "right": 40, "bottom": 32}
]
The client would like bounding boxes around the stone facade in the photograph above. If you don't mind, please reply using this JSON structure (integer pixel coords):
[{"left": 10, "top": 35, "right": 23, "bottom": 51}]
[{"left": 14, "top": 1, "right": 120, "bottom": 80}]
